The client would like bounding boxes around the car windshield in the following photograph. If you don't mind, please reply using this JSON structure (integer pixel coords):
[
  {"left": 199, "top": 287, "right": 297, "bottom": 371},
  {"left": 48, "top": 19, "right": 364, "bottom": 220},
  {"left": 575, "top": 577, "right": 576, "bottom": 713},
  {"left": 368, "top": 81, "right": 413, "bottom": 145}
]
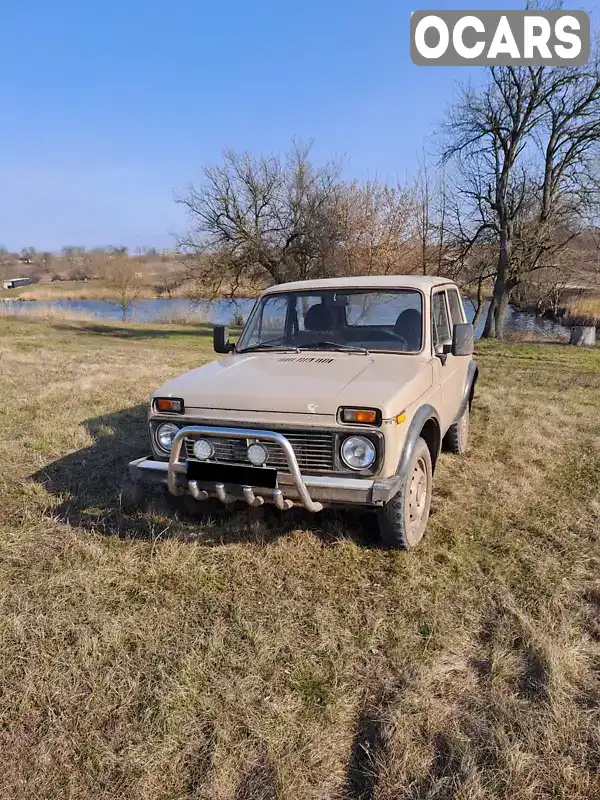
[{"left": 237, "top": 289, "right": 423, "bottom": 353}]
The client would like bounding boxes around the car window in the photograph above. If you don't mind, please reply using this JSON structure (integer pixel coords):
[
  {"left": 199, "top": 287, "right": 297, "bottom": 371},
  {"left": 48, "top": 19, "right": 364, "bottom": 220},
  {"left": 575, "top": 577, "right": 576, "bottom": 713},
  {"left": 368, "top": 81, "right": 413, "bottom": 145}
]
[
  {"left": 238, "top": 289, "right": 424, "bottom": 353},
  {"left": 246, "top": 295, "right": 288, "bottom": 345},
  {"left": 447, "top": 288, "right": 464, "bottom": 325},
  {"left": 432, "top": 292, "right": 451, "bottom": 347}
]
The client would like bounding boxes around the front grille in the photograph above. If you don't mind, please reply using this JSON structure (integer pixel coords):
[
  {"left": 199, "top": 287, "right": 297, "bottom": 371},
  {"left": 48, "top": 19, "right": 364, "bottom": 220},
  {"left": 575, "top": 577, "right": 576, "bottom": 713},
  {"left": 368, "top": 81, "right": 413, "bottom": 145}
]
[{"left": 183, "top": 429, "right": 335, "bottom": 473}]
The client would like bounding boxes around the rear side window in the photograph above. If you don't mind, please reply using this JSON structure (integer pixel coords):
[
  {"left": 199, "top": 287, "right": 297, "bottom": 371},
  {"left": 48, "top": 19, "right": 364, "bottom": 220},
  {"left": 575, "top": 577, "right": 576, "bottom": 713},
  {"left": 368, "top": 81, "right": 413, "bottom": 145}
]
[
  {"left": 432, "top": 292, "right": 451, "bottom": 347},
  {"left": 447, "top": 288, "right": 465, "bottom": 325}
]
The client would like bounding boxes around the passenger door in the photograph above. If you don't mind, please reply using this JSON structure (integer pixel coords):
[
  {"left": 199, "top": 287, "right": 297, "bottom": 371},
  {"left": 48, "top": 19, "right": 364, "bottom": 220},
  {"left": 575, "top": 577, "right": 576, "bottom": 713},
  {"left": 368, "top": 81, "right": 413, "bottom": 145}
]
[
  {"left": 446, "top": 286, "right": 472, "bottom": 418},
  {"left": 432, "top": 289, "right": 466, "bottom": 431}
]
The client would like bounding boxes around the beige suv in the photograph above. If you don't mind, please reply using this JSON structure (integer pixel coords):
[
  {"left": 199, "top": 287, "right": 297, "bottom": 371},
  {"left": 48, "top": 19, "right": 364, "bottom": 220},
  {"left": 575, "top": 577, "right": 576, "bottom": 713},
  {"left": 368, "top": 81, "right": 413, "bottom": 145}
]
[{"left": 127, "top": 276, "right": 478, "bottom": 548}]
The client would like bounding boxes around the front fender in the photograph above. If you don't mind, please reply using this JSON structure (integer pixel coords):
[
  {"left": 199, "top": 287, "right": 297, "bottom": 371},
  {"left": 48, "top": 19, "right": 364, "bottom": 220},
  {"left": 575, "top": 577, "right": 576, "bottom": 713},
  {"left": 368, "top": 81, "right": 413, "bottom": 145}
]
[{"left": 371, "top": 404, "right": 441, "bottom": 504}]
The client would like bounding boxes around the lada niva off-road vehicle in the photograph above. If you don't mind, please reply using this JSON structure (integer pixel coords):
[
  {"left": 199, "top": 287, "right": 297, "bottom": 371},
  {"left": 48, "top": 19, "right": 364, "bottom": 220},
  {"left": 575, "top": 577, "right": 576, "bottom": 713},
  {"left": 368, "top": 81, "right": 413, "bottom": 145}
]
[{"left": 128, "top": 276, "right": 478, "bottom": 548}]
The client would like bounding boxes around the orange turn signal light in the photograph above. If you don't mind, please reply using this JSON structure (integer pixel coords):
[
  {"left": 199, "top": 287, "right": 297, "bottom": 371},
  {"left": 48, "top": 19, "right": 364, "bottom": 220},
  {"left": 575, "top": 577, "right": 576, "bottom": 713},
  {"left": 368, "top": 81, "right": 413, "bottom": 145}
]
[
  {"left": 340, "top": 407, "right": 380, "bottom": 425},
  {"left": 154, "top": 397, "right": 184, "bottom": 413}
]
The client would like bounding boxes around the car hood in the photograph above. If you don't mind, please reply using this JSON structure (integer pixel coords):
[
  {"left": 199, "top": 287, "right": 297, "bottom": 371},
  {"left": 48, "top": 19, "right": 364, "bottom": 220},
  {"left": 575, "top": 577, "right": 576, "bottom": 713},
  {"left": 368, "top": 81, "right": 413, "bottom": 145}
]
[{"left": 153, "top": 352, "right": 433, "bottom": 418}]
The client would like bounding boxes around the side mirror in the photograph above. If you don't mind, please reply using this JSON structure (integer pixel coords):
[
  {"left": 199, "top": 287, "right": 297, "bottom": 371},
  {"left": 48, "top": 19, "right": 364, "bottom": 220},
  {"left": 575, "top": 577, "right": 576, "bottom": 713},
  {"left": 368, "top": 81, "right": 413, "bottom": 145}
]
[
  {"left": 451, "top": 323, "right": 474, "bottom": 357},
  {"left": 213, "top": 325, "right": 233, "bottom": 354}
]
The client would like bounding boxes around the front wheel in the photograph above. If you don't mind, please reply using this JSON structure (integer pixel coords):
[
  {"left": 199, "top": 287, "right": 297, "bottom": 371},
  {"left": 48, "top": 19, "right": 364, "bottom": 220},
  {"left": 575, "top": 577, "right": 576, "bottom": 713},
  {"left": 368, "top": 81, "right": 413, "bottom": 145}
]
[{"left": 377, "top": 437, "right": 432, "bottom": 549}]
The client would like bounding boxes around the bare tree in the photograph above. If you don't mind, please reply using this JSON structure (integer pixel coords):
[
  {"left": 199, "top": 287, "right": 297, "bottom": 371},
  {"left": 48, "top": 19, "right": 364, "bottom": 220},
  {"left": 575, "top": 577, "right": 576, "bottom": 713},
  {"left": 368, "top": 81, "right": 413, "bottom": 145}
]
[
  {"left": 442, "top": 61, "right": 600, "bottom": 338},
  {"left": 155, "top": 268, "right": 185, "bottom": 298},
  {"left": 435, "top": 170, "right": 450, "bottom": 275},
  {"left": 333, "top": 180, "right": 416, "bottom": 276},
  {"left": 414, "top": 155, "right": 433, "bottom": 275},
  {"left": 414, "top": 156, "right": 453, "bottom": 277},
  {"left": 511, "top": 264, "right": 571, "bottom": 317},
  {"left": 176, "top": 142, "right": 345, "bottom": 297},
  {"left": 443, "top": 67, "right": 546, "bottom": 337},
  {"left": 461, "top": 246, "right": 498, "bottom": 328},
  {"left": 101, "top": 255, "right": 144, "bottom": 322},
  {"left": 27, "top": 251, "right": 56, "bottom": 283},
  {"left": 39, "top": 251, "right": 54, "bottom": 272}
]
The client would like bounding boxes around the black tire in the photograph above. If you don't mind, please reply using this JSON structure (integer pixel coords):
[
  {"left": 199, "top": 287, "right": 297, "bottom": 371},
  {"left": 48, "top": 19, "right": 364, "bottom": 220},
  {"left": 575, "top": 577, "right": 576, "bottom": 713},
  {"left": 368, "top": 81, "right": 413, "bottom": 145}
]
[
  {"left": 443, "top": 404, "right": 470, "bottom": 455},
  {"left": 377, "top": 437, "right": 432, "bottom": 549}
]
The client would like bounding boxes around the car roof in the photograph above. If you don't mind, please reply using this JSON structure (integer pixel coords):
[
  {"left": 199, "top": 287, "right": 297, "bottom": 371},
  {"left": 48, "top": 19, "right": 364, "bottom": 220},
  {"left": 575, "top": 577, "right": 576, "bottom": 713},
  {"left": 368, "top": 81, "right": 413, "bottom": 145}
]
[{"left": 261, "top": 275, "right": 454, "bottom": 294}]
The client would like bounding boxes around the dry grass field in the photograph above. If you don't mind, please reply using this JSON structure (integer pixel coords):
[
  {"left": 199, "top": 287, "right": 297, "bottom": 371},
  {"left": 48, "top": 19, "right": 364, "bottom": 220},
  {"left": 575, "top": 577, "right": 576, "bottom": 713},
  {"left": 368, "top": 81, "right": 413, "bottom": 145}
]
[
  {"left": 0, "top": 317, "right": 599, "bottom": 800},
  {"left": 563, "top": 294, "right": 600, "bottom": 326},
  {"left": 1, "top": 279, "right": 161, "bottom": 302},
  {"left": 1, "top": 276, "right": 261, "bottom": 302}
]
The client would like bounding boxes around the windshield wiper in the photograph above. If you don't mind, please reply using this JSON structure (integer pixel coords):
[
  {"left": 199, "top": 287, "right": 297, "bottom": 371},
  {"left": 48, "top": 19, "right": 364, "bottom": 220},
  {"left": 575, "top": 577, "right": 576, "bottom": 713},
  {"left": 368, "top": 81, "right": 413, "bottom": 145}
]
[
  {"left": 296, "top": 341, "right": 369, "bottom": 355},
  {"left": 238, "top": 343, "right": 300, "bottom": 354}
]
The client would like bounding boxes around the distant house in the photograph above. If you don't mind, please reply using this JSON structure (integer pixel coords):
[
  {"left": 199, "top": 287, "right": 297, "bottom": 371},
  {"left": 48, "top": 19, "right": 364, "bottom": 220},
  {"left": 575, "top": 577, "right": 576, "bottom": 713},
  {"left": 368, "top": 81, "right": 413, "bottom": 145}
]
[{"left": 2, "top": 277, "right": 30, "bottom": 290}]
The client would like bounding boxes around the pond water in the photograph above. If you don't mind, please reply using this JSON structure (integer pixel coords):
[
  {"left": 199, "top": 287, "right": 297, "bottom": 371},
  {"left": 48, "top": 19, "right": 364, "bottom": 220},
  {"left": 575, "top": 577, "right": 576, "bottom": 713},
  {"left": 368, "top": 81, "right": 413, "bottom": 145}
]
[
  {"left": 0, "top": 296, "right": 570, "bottom": 339},
  {"left": 0, "top": 297, "right": 254, "bottom": 325},
  {"left": 481, "top": 303, "right": 569, "bottom": 339}
]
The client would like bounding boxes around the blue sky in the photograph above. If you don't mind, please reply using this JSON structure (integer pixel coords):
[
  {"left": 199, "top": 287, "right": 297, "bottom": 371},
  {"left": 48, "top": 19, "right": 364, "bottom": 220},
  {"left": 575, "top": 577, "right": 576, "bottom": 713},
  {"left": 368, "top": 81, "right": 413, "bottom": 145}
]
[{"left": 0, "top": 0, "right": 596, "bottom": 251}]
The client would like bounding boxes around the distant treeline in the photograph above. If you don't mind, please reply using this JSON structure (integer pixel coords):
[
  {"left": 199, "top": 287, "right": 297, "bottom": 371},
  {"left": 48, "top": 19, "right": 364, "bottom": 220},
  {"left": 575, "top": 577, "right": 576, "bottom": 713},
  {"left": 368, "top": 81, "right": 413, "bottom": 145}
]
[{"left": 0, "top": 246, "right": 183, "bottom": 284}]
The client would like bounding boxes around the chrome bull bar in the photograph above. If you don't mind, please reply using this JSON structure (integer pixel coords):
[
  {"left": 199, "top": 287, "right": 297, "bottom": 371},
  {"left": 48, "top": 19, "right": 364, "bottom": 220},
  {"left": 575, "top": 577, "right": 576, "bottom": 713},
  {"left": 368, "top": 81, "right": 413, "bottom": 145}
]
[{"left": 167, "top": 426, "right": 324, "bottom": 512}]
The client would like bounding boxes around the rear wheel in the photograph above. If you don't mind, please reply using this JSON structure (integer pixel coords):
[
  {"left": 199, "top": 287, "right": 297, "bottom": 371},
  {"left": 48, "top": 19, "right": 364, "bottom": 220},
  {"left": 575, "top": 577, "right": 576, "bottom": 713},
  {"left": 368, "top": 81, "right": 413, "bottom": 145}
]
[
  {"left": 377, "top": 437, "right": 432, "bottom": 549},
  {"left": 444, "top": 404, "right": 469, "bottom": 454}
]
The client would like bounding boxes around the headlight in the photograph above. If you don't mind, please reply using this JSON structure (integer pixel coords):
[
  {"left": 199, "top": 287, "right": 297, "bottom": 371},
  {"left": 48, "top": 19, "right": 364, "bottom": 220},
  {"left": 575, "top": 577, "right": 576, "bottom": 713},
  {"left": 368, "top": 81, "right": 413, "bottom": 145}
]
[
  {"left": 156, "top": 422, "right": 180, "bottom": 451},
  {"left": 193, "top": 438, "right": 214, "bottom": 461},
  {"left": 247, "top": 442, "right": 268, "bottom": 466},
  {"left": 340, "top": 435, "right": 376, "bottom": 470}
]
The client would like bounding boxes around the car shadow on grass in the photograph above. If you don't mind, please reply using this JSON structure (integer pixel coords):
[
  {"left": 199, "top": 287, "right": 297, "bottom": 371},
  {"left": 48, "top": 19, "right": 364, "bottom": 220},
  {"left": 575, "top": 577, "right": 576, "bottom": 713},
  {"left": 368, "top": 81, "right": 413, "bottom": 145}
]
[{"left": 28, "top": 404, "right": 380, "bottom": 547}]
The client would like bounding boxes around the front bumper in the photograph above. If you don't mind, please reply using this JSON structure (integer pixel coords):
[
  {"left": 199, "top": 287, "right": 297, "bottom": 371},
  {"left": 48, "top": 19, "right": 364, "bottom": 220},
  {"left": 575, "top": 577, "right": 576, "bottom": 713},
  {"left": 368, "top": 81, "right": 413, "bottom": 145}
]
[{"left": 128, "top": 425, "right": 393, "bottom": 512}]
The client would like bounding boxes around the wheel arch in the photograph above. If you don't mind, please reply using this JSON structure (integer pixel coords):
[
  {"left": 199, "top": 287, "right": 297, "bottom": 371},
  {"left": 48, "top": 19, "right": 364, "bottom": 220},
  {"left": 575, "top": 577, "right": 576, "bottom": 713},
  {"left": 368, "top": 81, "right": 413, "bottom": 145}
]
[
  {"left": 454, "top": 359, "right": 479, "bottom": 423},
  {"left": 468, "top": 362, "right": 479, "bottom": 409},
  {"left": 370, "top": 404, "right": 442, "bottom": 505},
  {"left": 420, "top": 416, "right": 442, "bottom": 473},
  {"left": 398, "top": 404, "right": 441, "bottom": 479}
]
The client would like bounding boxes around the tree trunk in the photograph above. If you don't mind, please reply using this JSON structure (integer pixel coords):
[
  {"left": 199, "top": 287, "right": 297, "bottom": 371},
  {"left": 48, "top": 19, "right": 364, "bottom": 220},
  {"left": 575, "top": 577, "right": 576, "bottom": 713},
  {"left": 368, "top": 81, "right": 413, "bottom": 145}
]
[
  {"left": 467, "top": 279, "right": 485, "bottom": 329},
  {"left": 472, "top": 277, "right": 485, "bottom": 328},
  {"left": 495, "top": 286, "right": 510, "bottom": 337},
  {"left": 482, "top": 291, "right": 499, "bottom": 338},
  {"left": 482, "top": 280, "right": 512, "bottom": 339},
  {"left": 482, "top": 226, "right": 510, "bottom": 339}
]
